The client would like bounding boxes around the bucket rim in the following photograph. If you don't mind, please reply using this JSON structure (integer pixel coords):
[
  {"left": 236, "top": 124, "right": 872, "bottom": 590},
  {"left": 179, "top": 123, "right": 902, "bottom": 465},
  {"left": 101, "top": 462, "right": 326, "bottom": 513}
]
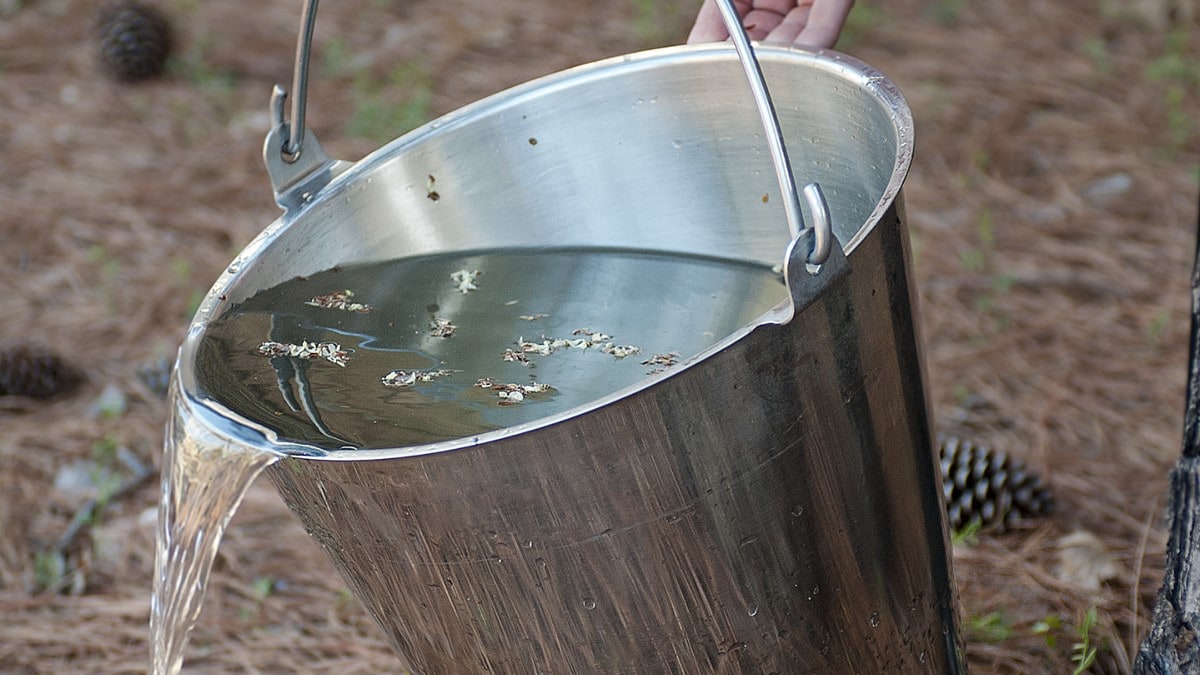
[{"left": 178, "top": 43, "right": 913, "bottom": 462}]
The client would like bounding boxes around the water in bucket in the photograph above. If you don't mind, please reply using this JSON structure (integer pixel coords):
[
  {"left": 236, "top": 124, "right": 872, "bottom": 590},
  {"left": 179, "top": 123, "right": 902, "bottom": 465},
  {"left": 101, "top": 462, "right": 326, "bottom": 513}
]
[{"left": 193, "top": 248, "right": 785, "bottom": 449}]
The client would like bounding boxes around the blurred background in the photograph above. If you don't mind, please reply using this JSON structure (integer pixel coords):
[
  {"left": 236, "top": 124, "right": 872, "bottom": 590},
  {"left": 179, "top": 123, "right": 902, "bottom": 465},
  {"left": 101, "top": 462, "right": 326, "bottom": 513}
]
[{"left": 0, "top": 0, "right": 1197, "bottom": 671}]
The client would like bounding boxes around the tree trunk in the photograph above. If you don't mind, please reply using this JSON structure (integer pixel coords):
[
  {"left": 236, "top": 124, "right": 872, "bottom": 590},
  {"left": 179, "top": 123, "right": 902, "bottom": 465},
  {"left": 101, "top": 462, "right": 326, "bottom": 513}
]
[{"left": 1134, "top": 184, "right": 1200, "bottom": 673}]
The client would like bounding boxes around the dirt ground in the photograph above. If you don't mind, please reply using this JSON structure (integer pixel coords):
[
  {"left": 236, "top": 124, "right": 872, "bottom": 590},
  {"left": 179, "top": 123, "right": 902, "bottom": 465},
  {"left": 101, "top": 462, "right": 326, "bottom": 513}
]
[{"left": 1, "top": 0, "right": 1198, "bottom": 672}]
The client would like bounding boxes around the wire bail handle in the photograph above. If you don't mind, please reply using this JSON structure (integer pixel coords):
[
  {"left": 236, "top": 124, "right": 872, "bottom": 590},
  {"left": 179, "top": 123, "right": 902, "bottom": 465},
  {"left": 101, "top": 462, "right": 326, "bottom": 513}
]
[
  {"left": 712, "top": 0, "right": 832, "bottom": 267},
  {"left": 272, "top": 0, "right": 320, "bottom": 161}
]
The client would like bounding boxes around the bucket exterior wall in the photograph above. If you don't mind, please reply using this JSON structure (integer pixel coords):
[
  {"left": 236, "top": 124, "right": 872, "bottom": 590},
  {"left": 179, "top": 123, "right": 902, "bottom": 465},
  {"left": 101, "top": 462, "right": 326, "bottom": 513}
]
[{"left": 267, "top": 198, "right": 963, "bottom": 672}]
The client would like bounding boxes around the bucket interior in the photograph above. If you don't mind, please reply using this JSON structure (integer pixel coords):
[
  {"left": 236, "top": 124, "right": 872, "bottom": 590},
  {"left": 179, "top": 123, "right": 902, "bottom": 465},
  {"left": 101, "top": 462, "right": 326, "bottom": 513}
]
[{"left": 182, "top": 44, "right": 912, "bottom": 456}]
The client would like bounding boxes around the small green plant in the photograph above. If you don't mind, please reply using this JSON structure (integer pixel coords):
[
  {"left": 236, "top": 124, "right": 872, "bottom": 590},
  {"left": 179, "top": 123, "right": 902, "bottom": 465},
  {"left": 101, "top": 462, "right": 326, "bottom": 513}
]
[
  {"left": 1071, "top": 606, "right": 1099, "bottom": 674},
  {"left": 959, "top": 247, "right": 986, "bottom": 274},
  {"left": 1146, "top": 28, "right": 1200, "bottom": 84},
  {"left": 959, "top": 208, "right": 996, "bottom": 275},
  {"left": 627, "top": 0, "right": 697, "bottom": 46},
  {"left": 926, "top": 0, "right": 966, "bottom": 26},
  {"left": 346, "top": 62, "right": 433, "bottom": 145},
  {"left": 239, "top": 576, "right": 279, "bottom": 621},
  {"left": 167, "top": 32, "right": 237, "bottom": 98},
  {"left": 1163, "top": 84, "right": 1191, "bottom": 151},
  {"left": 1146, "top": 308, "right": 1171, "bottom": 347},
  {"left": 1082, "top": 36, "right": 1113, "bottom": 78},
  {"left": 951, "top": 519, "right": 982, "bottom": 547},
  {"left": 967, "top": 610, "right": 1014, "bottom": 643},
  {"left": 91, "top": 385, "right": 128, "bottom": 420},
  {"left": 91, "top": 435, "right": 120, "bottom": 466},
  {"left": 321, "top": 36, "right": 354, "bottom": 77},
  {"left": 185, "top": 288, "right": 206, "bottom": 320},
  {"left": 169, "top": 257, "right": 192, "bottom": 285},
  {"left": 32, "top": 551, "right": 66, "bottom": 593},
  {"left": 87, "top": 469, "right": 124, "bottom": 518},
  {"left": 86, "top": 244, "right": 122, "bottom": 281},
  {"left": 837, "top": 3, "right": 889, "bottom": 50},
  {"left": 252, "top": 576, "right": 277, "bottom": 600},
  {"left": 1031, "top": 612, "right": 1063, "bottom": 649},
  {"left": 974, "top": 274, "right": 1014, "bottom": 315},
  {"left": 1145, "top": 28, "right": 1200, "bottom": 152}
]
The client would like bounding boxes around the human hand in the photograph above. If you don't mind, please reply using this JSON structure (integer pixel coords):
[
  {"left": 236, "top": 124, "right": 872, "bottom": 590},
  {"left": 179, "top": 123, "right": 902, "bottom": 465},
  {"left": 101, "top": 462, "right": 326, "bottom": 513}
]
[{"left": 687, "top": 0, "right": 855, "bottom": 50}]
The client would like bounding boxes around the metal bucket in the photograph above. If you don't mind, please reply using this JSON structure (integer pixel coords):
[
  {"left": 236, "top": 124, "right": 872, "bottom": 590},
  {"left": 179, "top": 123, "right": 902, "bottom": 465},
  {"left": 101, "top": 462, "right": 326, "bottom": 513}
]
[{"left": 176, "top": 27, "right": 964, "bottom": 674}]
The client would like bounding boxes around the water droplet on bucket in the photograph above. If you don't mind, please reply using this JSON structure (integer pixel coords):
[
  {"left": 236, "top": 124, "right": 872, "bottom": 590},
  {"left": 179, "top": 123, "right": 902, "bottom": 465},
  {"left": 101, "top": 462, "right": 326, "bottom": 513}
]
[
  {"left": 869, "top": 612, "right": 880, "bottom": 627},
  {"left": 583, "top": 597, "right": 596, "bottom": 610},
  {"left": 748, "top": 604, "right": 759, "bottom": 617}
]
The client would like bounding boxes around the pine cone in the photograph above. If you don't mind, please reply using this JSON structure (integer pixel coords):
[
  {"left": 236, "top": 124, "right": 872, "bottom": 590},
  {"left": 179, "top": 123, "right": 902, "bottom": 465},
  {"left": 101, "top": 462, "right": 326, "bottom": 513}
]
[
  {"left": 939, "top": 435, "right": 1052, "bottom": 532},
  {"left": 96, "top": 2, "right": 173, "bottom": 83},
  {"left": 0, "top": 345, "right": 84, "bottom": 399}
]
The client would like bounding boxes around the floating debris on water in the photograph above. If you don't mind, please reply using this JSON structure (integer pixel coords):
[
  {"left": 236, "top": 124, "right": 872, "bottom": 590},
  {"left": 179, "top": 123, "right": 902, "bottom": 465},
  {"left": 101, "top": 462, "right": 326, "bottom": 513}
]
[
  {"left": 519, "top": 313, "right": 548, "bottom": 321},
  {"left": 475, "top": 378, "right": 553, "bottom": 405},
  {"left": 600, "top": 344, "right": 641, "bottom": 359},
  {"left": 514, "top": 328, "right": 638, "bottom": 359},
  {"left": 257, "top": 340, "right": 351, "bottom": 367},
  {"left": 501, "top": 348, "right": 530, "bottom": 364},
  {"left": 381, "top": 369, "right": 453, "bottom": 387},
  {"left": 519, "top": 339, "right": 556, "bottom": 356},
  {"left": 451, "top": 269, "right": 480, "bottom": 294},
  {"left": 430, "top": 317, "right": 457, "bottom": 338},
  {"left": 571, "top": 328, "right": 612, "bottom": 343},
  {"left": 642, "top": 352, "right": 680, "bottom": 368},
  {"left": 304, "top": 289, "right": 372, "bottom": 313}
]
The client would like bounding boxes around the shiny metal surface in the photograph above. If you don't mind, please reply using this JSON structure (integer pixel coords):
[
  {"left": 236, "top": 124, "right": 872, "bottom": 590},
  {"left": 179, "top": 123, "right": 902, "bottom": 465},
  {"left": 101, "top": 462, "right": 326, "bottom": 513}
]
[
  {"left": 179, "top": 43, "right": 963, "bottom": 672},
  {"left": 801, "top": 181, "right": 833, "bottom": 265},
  {"left": 281, "top": 0, "right": 318, "bottom": 159}
]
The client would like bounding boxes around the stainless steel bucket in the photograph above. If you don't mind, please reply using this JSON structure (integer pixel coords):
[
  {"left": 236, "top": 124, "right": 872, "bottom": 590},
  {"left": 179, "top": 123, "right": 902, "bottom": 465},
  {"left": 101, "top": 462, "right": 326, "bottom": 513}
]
[{"left": 176, "top": 26, "right": 964, "bottom": 674}]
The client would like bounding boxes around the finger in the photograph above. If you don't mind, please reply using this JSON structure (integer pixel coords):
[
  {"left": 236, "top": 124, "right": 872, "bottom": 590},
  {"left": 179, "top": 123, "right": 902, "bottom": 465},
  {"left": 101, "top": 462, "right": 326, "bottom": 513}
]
[
  {"left": 741, "top": 9, "right": 787, "bottom": 40},
  {"left": 762, "top": 6, "right": 813, "bottom": 46},
  {"left": 687, "top": 0, "right": 727, "bottom": 43},
  {"left": 767, "top": 0, "right": 855, "bottom": 48},
  {"left": 797, "top": 0, "right": 854, "bottom": 48},
  {"left": 687, "top": 0, "right": 755, "bottom": 43}
]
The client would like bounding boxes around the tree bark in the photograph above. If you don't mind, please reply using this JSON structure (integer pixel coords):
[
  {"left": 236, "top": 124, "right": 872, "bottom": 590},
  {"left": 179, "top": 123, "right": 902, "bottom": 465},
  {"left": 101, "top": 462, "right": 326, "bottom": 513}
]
[
  {"left": 1136, "top": 458, "right": 1200, "bottom": 673},
  {"left": 1134, "top": 184, "right": 1200, "bottom": 673}
]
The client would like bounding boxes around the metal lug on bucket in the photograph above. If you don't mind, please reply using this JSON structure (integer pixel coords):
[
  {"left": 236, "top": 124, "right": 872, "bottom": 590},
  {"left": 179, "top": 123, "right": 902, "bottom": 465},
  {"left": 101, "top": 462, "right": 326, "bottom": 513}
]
[
  {"left": 784, "top": 182, "right": 850, "bottom": 315},
  {"left": 263, "top": 85, "right": 346, "bottom": 213}
]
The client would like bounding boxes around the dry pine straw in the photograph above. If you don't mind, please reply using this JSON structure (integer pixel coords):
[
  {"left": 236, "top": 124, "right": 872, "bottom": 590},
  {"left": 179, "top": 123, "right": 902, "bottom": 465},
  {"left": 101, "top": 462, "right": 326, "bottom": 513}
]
[{"left": 1, "top": 0, "right": 1199, "bottom": 672}]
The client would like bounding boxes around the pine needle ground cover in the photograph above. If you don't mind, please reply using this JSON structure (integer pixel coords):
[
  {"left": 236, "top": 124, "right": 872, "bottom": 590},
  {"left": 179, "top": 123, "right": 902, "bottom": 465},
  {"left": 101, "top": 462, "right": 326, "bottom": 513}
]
[{"left": 1, "top": 1, "right": 1197, "bottom": 672}]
